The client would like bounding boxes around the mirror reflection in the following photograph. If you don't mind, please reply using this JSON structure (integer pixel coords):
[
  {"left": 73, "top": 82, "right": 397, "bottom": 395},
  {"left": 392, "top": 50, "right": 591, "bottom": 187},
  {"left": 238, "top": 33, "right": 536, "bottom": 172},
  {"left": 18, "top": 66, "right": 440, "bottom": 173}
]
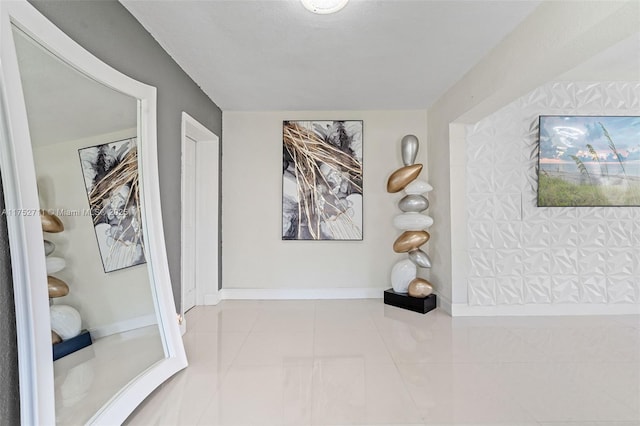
[{"left": 12, "top": 26, "right": 165, "bottom": 425}]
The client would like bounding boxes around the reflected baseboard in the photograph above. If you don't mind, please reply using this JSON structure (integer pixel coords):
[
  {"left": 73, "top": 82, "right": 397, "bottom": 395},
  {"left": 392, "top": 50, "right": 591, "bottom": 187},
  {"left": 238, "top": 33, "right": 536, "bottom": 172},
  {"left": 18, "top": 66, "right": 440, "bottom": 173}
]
[
  {"left": 451, "top": 303, "right": 640, "bottom": 316},
  {"left": 218, "top": 288, "right": 384, "bottom": 300},
  {"left": 89, "top": 314, "right": 157, "bottom": 339}
]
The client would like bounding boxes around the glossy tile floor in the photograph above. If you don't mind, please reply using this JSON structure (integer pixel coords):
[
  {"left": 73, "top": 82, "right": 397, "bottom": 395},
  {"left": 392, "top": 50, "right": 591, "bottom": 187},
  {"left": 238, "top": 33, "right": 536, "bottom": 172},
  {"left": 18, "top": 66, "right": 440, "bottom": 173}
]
[{"left": 126, "top": 300, "right": 640, "bottom": 426}]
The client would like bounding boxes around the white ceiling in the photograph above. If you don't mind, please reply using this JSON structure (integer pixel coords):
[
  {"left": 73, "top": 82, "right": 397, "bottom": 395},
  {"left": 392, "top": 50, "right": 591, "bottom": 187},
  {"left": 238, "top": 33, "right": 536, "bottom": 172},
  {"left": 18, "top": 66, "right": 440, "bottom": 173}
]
[{"left": 121, "top": 0, "right": 542, "bottom": 111}]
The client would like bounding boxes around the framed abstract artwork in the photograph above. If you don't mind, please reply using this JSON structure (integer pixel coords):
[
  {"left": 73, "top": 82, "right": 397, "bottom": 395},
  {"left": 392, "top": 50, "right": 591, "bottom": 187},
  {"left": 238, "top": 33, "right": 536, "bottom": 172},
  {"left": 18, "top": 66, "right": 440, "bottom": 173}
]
[
  {"left": 78, "top": 137, "right": 146, "bottom": 272},
  {"left": 282, "top": 120, "right": 363, "bottom": 240}
]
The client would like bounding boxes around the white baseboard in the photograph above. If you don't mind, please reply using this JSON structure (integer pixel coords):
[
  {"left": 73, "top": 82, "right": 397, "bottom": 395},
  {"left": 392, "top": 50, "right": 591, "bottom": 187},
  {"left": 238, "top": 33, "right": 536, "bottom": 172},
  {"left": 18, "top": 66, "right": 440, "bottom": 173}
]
[
  {"left": 451, "top": 303, "right": 640, "bottom": 316},
  {"left": 89, "top": 314, "right": 157, "bottom": 339},
  {"left": 219, "top": 287, "right": 384, "bottom": 300},
  {"left": 204, "top": 292, "right": 221, "bottom": 305}
]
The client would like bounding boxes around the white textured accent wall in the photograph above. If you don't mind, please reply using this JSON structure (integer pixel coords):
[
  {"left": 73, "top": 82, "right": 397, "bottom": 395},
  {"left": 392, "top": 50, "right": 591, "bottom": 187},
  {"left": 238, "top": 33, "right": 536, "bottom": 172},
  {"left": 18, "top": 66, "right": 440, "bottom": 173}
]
[{"left": 465, "top": 81, "right": 640, "bottom": 308}]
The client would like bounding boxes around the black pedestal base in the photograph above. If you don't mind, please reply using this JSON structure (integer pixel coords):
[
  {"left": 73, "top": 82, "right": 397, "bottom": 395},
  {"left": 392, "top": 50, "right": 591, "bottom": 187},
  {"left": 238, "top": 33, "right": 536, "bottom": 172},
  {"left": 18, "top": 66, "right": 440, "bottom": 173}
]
[
  {"left": 53, "top": 330, "right": 92, "bottom": 361},
  {"left": 384, "top": 289, "right": 437, "bottom": 314}
]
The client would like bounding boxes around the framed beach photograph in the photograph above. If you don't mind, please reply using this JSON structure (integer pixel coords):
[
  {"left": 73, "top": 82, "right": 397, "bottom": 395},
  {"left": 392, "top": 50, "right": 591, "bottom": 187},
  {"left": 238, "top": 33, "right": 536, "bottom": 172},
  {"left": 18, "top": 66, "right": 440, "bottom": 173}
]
[
  {"left": 538, "top": 115, "right": 640, "bottom": 207},
  {"left": 78, "top": 137, "right": 146, "bottom": 272},
  {"left": 282, "top": 120, "right": 363, "bottom": 240}
]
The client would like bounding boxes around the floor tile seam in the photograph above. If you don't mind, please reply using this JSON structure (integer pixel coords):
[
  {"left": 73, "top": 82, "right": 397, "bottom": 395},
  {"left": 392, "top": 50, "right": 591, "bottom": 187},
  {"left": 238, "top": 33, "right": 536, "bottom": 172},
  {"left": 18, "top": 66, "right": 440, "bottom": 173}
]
[
  {"left": 244, "top": 305, "right": 262, "bottom": 334},
  {"left": 135, "top": 371, "right": 219, "bottom": 426},
  {"left": 192, "top": 384, "right": 224, "bottom": 426},
  {"left": 491, "top": 359, "right": 640, "bottom": 408},
  {"left": 306, "top": 359, "right": 399, "bottom": 424},
  {"left": 456, "top": 366, "right": 544, "bottom": 426},
  {"left": 184, "top": 342, "right": 237, "bottom": 388},
  {"left": 308, "top": 352, "right": 322, "bottom": 426},
  {"left": 224, "top": 325, "right": 257, "bottom": 372},
  {"left": 610, "top": 318, "right": 640, "bottom": 329},
  {"left": 183, "top": 332, "right": 246, "bottom": 369},
  {"left": 394, "top": 358, "right": 539, "bottom": 421},
  {"left": 367, "top": 310, "right": 394, "bottom": 355},
  {"left": 311, "top": 301, "right": 317, "bottom": 359},
  {"left": 252, "top": 322, "right": 317, "bottom": 333},
  {"left": 375, "top": 328, "right": 408, "bottom": 366},
  {"left": 500, "top": 324, "right": 545, "bottom": 355},
  {"left": 597, "top": 382, "right": 640, "bottom": 417},
  {"left": 376, "top": 329, "right": 428, "bottom": 425},
  {"left": 392, "top": 361, "right": 504, "bottom": 367},
  {"left": 534, "top": 423, "right": 639, "bottom": 426},
  {"left": 245, "top": 328, "right": 315, "bottom": 337},
  {"left": 312, "top": 309, "right": 407, "bottom": 356},
  {"left": 184, "top": 308, "right": 203, "bottom": 329},
  {"left": 391, "top": 363, "right": 429, "bottom": 425},
  {"left": 308, "top": 301, "right": 319, "bottom": 425},
  {"left": 277, "top": 376, "right": 313, "bottom": 426},
  {"left": 192, "top": 337, "right": 274, "bottom": 425},
  {"left": 503, "top": 360, "right": 640, "bottom": 366},
  {"left": 526, "top": 409, "right": 640, "bottom": 424},
  {"left": 230, "top": 357, "right": 317, "bottom": 367},
  {"left": 366, "top": 302, "right": 386, "bottom": 334},
  {"left": 477, "top": 359, "right": 633, "bottom": 365},
  {"left": 499, "top": 370, "right": 639, "bottom": 424}
]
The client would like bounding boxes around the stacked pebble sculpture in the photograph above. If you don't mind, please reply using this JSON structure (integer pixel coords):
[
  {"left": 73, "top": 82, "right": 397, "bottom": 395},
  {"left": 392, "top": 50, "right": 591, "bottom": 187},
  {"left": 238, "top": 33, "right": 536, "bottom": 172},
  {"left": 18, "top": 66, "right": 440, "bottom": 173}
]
[
  {"left": 42, "top": 211, "right": 82, "bottom": 343},
  {"left": 387, "top": 135, "right": 435, "bottom": 298}
]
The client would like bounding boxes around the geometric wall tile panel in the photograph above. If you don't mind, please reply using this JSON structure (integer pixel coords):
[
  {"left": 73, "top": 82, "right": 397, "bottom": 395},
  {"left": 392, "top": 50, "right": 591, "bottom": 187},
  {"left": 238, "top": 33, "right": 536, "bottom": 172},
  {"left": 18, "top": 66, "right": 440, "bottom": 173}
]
[
  {"left": 522, "top": 249, "right": 551, "bottom": 275},
  {"left": 494, "top": 167, "right": 526, "bottom": 193},
  {"left": 549, "top": 222, "right": 579, "bottom": 247},
  {"left": 521, "top": 222, "right": 550, "bottom": 248},
  {"left": 607, "top": 276, "right": 637, "bottom": 304},
  {"left": 467, "top": 167, "right": 495, "bottom": 194},
  {"left": 551, "top": 275, "right": 581, "bottom": 303},
  {"left": 466, "top": 81, "right": 640, "bottom": 307},
  {"left": 468, "top": 278, "right": 496, "bottom": 306},
  {"left": 468, "top": 249, "right": 495, "bottom": 278},
  {"left": 467, "top": 194, "right": 494, "bottom": 221},
  {"left": 605, "top": 248, "right": 636, "bottom": 275},
  {"left": 580, "top": 275, "right": 607, "bottom": 303},
  {"left": 493, "top": 222, "right": 521, "bottom": 249},
  {"left": 468, "top": 221, "right": 494, "bottom": 249},
  {"left": 605, "top": 221, "right": 634, "bottom": 247},
  {"left": 577, "top": 249, "right": 607, "bottom": 276},
  {"left": 495, "top": 276, "right": 524, "bottom": 305},
  {"left": 495, "top": 249, "right": 524, "bottom": 276},
  {"left": 578, "top": 222, "right": 607, "bottom": 248},
  {"left": 523, "top": 276, "right": 552, "bottom": 303},
  {"left": 550, "top": 248, "right": 578, "bottom": 276},
  {"left": 494, "top": 194, "right": 522, "bottom": 222}
]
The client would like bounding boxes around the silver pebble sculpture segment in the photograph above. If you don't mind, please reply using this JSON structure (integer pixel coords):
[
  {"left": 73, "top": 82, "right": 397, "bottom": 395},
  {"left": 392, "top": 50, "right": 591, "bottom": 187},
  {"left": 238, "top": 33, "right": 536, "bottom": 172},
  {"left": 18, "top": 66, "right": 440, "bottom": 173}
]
[
  {"left": 401, "top": 134, "right": 419, "bottom": 166},
  {"left": 387, "top": 134, "right": 434, "bottom": 297}
]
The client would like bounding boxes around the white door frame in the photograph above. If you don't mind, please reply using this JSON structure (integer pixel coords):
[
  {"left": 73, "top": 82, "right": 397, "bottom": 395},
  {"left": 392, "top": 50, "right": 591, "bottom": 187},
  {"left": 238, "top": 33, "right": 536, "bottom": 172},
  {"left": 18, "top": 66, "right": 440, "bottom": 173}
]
[{"left": 180, "top": 112, "right": 220, "bottom": 333}]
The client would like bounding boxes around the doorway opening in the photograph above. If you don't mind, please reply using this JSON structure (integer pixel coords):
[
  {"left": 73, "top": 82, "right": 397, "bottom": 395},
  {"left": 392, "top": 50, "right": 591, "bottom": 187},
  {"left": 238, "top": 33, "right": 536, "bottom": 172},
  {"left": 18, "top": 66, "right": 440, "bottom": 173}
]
[{"left": 180, "top": 112, "right": 219, "bottom": 331}]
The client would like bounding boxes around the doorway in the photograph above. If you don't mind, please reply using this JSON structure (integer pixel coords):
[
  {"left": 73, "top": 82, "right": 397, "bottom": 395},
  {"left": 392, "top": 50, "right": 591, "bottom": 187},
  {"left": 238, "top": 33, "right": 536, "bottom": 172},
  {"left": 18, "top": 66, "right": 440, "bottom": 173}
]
[{"left": 180, "top": 113, "right": 219, "bottom": 328}]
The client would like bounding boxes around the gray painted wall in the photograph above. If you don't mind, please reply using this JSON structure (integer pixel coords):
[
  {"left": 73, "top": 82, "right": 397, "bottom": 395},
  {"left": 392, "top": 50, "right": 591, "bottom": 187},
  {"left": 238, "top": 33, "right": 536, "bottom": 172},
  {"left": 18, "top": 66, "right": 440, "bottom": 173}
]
[
  {"left": 0, "top": 171, "right": 20, "bottom": 426},
  {"left": 29, "top": 0, "right": 223, "bottom": 309}
]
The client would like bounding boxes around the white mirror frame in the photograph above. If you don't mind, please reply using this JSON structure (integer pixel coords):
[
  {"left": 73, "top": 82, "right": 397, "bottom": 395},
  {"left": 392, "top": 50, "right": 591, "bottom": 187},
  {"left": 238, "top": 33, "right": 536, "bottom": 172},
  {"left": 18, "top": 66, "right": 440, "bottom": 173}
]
[{"left": 0, "top": 1, "right": 187, "bottom": 424}]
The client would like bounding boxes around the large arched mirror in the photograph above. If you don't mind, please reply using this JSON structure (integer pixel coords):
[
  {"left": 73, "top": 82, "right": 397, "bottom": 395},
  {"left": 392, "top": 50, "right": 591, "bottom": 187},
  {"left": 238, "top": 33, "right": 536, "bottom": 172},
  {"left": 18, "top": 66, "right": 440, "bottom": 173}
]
[{"left": 0, "top": 1, "right": 187, "bottom": 424}]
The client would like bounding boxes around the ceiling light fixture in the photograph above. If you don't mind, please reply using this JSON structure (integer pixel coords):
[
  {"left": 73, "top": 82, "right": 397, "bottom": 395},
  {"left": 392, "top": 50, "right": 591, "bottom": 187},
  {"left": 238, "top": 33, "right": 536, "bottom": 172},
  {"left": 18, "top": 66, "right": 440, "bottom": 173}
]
[{"left": 301, "top": 0, "right": 349, "bottom": 14}]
